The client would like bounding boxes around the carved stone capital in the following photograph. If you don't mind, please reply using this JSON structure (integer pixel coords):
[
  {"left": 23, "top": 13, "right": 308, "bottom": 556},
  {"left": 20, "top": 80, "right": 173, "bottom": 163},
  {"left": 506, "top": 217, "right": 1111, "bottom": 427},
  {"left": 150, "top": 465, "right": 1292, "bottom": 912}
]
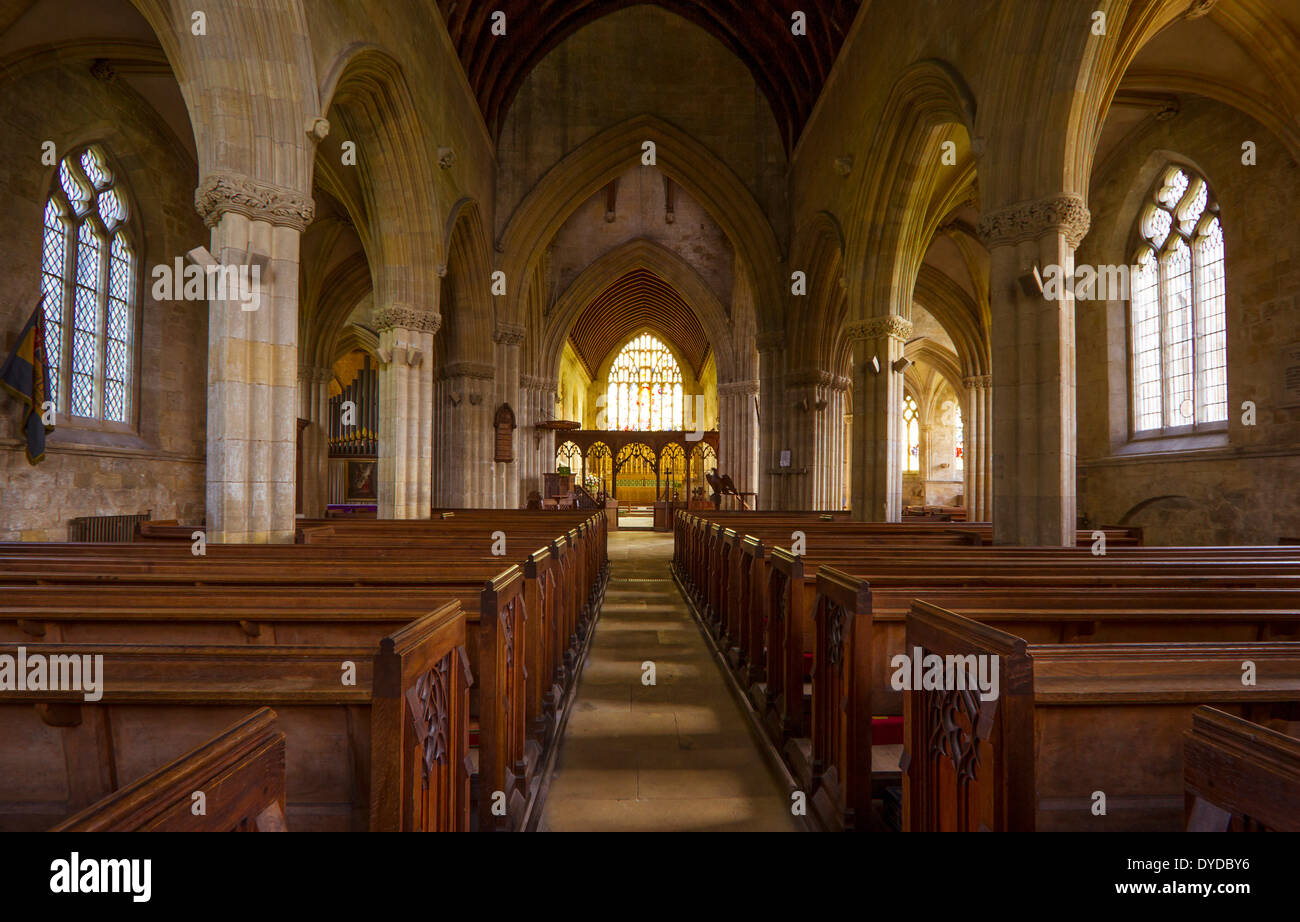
[
  {"left": 785, "top": 369, "right": 833, "bottom": 389},
  {"left": 441, "top": 361, "right": 496, "bottom": 382},
  {"left": 374, "top": 305, "right": 441, "bottom": 334},
  {"left": 977, "top": 193, "right": 1091, "bottom": 250},
  {"left": 298, "top": 364, "right": 333, "bottom": 384},
  {"left": 493, "top": 323, "right": 526, "bottom": 346},
  {"left": 844, "top": 315, "right": 913, "bottom": 344},
  {"left": 962, "top": 374, "right": 993, "bottom": 389},
  {"left": 194, "top": 171, "right": 316, "bottom": 231},
  {"left": 717, "top": 379, "right": 759, "bottom": 398},
  {"left": 520, "top": 373, "right": 557, "bottom": 392},
  {"left": 756, "top": 331, "right": 785, "bottom": 353}
]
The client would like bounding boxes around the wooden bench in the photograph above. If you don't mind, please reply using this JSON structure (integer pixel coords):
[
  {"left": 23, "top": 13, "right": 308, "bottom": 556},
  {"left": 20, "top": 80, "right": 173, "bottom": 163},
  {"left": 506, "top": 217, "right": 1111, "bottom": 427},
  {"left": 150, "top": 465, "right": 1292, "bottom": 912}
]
[
  {"left": 1, "top": 602, "right": 472, "bottom": 832},
  {"left": 1184, "top": 706, "right": 1300, "bottom": 832},
  {"left": 51, "top": 708, "right": 287, "bottom": 832},
  {"left": 901, "top": 600, "right": 1300, "bottom": 832}
]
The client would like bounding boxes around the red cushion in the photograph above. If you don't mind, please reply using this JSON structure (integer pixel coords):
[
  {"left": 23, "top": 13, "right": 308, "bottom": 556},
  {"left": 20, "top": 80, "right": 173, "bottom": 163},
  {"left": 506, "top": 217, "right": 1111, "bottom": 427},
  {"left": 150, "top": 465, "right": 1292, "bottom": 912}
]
[{"left": 872, "top": 715, "right": 903, "bottom": 745}]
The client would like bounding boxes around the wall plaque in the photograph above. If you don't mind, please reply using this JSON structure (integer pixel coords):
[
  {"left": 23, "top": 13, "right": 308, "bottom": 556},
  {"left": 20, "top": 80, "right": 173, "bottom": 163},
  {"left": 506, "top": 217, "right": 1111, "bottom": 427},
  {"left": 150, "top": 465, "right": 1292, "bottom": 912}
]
[{"left": 1283, "top": 343, "right": 1300, "bottom": 408}]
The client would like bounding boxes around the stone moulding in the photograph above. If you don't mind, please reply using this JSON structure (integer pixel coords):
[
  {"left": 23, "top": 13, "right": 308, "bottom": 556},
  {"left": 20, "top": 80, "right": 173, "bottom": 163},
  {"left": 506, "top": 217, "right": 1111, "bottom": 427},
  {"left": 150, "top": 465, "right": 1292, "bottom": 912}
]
[
  {"left": 493, "top": 323, "right": 526, "bottom": 346},
  {"left": 520, "top": 374, "right": 558, "bottom": 392},
  {"left": 755, "top": 331, "right": 785, "bottom": 353},
  {"left": 843, "top": 315, "right": 913, "bottom": 343},
  {"left": 374, "top": 305, "right": 441, "bottom": 334},
  {"left": 962, "top": 374, "right": 993, "bottom": 389},
  {"left": 194, "top": 171, "right": 316, "bottom": 231},
  {"left": 717, "top": 380, "right": 759, "bottom": 397},
  {"left": 441, "top": 362, "right": 496, "bottom": 381},
  {"left": 977, "top": 193, "right": 1091, "bottom": 250}
]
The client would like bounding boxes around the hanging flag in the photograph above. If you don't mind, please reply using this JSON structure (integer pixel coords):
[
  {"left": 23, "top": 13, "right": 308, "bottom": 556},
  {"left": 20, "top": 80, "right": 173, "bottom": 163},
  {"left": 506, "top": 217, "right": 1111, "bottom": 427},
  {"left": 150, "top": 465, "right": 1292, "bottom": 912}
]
[{"left": 1, "top": 302, "right": 55, "bottom": 464}]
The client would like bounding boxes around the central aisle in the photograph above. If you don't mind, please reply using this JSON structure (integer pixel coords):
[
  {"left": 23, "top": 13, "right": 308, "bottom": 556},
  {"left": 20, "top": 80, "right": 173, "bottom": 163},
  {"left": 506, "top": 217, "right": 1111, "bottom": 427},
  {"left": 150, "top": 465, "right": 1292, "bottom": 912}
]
[{"left": 537, "top": 528, "right": 801, "bottom": 832}]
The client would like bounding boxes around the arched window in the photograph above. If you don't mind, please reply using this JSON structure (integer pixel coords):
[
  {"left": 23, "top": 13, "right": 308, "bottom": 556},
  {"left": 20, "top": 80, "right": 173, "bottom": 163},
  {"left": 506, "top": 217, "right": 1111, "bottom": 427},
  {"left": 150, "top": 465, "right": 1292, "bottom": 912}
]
[
  {"left": 605, "top": 332, "right": 684, "bottom": 430},
  {"left": 902, "top": 393, "right": 920, "bottom": 472},
  {"left": 1129, "top": 165, "right": 1226, "bottom": 435},
  {"left": 40, "top": 145, "right": 135, "bottom": 424}
]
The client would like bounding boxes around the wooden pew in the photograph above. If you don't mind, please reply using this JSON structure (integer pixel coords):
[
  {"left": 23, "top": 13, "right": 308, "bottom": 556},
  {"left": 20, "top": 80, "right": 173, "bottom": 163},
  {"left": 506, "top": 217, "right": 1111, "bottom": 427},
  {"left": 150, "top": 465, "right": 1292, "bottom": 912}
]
[
  {"left": 1184, "top": 706, "right": 1300, "bottom": 832},
  {"left": 0, "top": 511, "right": 608, "bottom": 830},
  {"left": 0, "top": 602, "right": 472, "bottom": 832},
  {"left": 901, "top": 600, "right": 1300, "bottom": 832},
  {"left": 51, "top": 708, "right": 287, "bottom": 832}
]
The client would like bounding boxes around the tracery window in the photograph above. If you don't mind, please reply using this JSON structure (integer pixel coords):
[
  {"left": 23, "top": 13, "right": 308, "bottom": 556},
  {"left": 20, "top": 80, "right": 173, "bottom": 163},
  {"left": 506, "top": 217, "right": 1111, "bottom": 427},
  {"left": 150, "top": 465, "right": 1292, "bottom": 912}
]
[
  {"left": 40, "top": 145, "right": 135, "bottom": 424},
  {"left": 606, "top": 332, "right": 684, "bottom": 430},
  {"left": 1129, "top": 165, "right": 1227, "bottom": 435},
  {"left": 902, "top": 393, "right": 919, "bottom": 473}
]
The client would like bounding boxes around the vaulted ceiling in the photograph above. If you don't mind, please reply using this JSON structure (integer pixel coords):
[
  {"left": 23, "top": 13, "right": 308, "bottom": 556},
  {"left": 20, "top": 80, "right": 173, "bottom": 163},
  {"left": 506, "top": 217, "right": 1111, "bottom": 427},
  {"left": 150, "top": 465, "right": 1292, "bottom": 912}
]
[
  {"left": 567, "top": 269, "right": 710, "bottom": 377},
  {"left": 436, "top": 0, "right": 863, "bottom": 150}
]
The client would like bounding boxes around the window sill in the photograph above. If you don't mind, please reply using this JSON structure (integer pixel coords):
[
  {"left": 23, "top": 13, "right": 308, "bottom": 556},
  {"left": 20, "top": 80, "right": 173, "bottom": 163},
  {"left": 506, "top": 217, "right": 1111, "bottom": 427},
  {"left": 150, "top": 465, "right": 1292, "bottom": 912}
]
[{"left": 1115, "top": 429, "right": 1229, "bottom": 457}]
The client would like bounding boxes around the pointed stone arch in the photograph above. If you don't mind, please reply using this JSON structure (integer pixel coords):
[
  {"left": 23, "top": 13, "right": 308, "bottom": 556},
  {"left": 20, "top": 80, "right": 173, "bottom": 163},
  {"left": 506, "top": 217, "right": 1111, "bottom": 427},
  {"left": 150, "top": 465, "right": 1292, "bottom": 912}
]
[
  {"left": 500, "top": 114, "right": 781, "bottom": 340},
  {"left": 541, "top": 238, "right": 734, "bottom": 384}
]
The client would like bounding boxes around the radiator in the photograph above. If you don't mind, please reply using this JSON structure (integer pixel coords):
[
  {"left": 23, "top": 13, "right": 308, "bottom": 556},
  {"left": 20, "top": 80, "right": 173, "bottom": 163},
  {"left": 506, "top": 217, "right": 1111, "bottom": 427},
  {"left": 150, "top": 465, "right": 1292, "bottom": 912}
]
[{"left": 67, "top": 512, "right": 153, "bottom": 543}]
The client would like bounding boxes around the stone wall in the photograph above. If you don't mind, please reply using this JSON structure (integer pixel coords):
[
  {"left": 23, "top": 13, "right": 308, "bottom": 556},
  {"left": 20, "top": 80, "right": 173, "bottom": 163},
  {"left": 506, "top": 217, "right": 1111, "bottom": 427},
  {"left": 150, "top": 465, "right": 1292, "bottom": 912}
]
[
  {"left": 1077, "top": 98, "right": 1300, "bottom": 544},
  {"left": 0, "top": 58, "right": 206, "bottom": 540}
]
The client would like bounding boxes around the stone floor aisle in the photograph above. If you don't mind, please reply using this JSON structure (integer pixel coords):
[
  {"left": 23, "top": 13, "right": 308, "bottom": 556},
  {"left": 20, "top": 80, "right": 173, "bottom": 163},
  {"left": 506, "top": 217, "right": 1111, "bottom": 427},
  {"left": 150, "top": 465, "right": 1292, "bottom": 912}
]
[{"left": 537, "top": 529, "right": 801, "bottom": 832}]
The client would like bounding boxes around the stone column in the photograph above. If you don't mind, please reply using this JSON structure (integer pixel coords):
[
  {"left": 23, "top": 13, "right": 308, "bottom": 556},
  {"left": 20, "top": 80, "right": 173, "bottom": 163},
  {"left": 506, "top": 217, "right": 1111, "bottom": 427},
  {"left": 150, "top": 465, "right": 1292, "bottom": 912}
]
[
  {"left": 195, "top": 173, "right": 312, "bottom": 543},
  {"left": 297, "top": 364, "right": 331, "bottom": 518},
  {"left": 435, "top": 362, "right": 496, "bottom": 508},
  {"left": 978, "top": 194, "right": 1089, "bottom": 545},
  {"left": 846, "top": 315, "right": 912, "bottom": 522},
  {"left": 493, "top": 324, "right": 526, "bottom": 509},
  {"left": 518, "top": 374, "right": 557, "bottom": 505},
  {"left": 961, "top": 374, "right": 993, "bottom": 521},
  {"left": 828, "top": 375, "right": 850, "bottom": 510},
  {"left": 756, "top": 332, "right": 785, "bottom": 510},
  {"left": 717, "top": 379, "right": 759, "bottom": 504},
  {"left": 374, "top": 306, "right": 438, "bottom": 520}
]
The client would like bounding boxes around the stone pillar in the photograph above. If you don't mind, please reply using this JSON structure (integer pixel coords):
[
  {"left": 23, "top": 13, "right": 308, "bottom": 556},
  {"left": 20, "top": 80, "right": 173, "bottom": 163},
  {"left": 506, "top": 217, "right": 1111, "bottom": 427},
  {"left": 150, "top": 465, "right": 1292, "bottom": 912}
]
[
  {"left": 435, "top": 362, "right": 496, "bottom": 508},
  {"left": 780, "top": 369, "right": 846, "bottom": 510},
  {"left": 846, "top": 315, "right": 912, "bottom": 522},
  {"left": 978, "top": 194, "right": 1089, "bottom": 545},
  {"left": 717, "top": 379, "right": 759, "bottom": 503},
  {"left": 518, "top": 374, "right": 557, "bottom": 505},
  {"left": 962, "top": 374, "right": 993, "bottom": 521},
  {"left": 493, "top": 324, "right": 526, "bottom": 509},
  {"left": 756, "top": 332, "right": 784, "bottom": 510},
  {"left": 297, "top": 364, "right": 331, "bottom": 518},
  {"left": 375, "top": 306, "right": 438, "bottom": 520},
  {"left": 195, "top": 173, "right": 312, "bottom": 543}
]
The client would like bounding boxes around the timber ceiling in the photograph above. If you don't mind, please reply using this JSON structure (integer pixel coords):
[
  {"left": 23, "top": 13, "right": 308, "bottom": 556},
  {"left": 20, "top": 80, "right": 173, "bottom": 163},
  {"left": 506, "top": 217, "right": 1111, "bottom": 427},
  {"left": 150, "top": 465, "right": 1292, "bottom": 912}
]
[
  {"left": 435, "top": 0, "right": 863, "bottom": 150},
  {"left": 567, "top": 268, "right": 710, "bottom": 377}
]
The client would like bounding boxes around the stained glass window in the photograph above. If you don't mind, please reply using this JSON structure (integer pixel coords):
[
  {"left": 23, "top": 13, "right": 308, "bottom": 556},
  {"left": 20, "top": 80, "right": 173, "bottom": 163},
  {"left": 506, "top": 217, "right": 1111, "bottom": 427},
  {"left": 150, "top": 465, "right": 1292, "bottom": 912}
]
[
  {"left": 606, "top": 333, "right": 684, "bottom": 430},
  {"left": 1129, "top": 166, "right": 1226, "bottom": 434},
  {"left": 903, "top": 394, "right": 919, "bottom": 472},
  {"left": 39, "top": 145, "right": 134, "bottom": 423}
]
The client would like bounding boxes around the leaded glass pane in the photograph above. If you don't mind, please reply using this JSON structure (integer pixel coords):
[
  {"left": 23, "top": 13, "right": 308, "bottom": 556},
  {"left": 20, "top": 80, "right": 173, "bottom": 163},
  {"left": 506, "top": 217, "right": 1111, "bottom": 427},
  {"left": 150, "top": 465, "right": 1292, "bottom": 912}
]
[
  {"left": 605, "top": 333, "right": 684, "bottom": 431},
  {"left": 1163, "top": 238, "right": 1194, "bottom": 425},
  {"left": 59, "top": 159, "right": 92, "bottom": 215},
  {"left": 70, "top": 222, "right": 101, "bottom": 417},
  {"left": 80, "top": 146, "right": 112, "bottom": 189},
  {"left": 1130, "top": 256, "right": 1162, "bottom": 432},
  {"left": 1195, "top": 218, "right": 1227, "bottom": 423},
  {"left": 40, "top": 200, "right": 66, "bottom": 407}
]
